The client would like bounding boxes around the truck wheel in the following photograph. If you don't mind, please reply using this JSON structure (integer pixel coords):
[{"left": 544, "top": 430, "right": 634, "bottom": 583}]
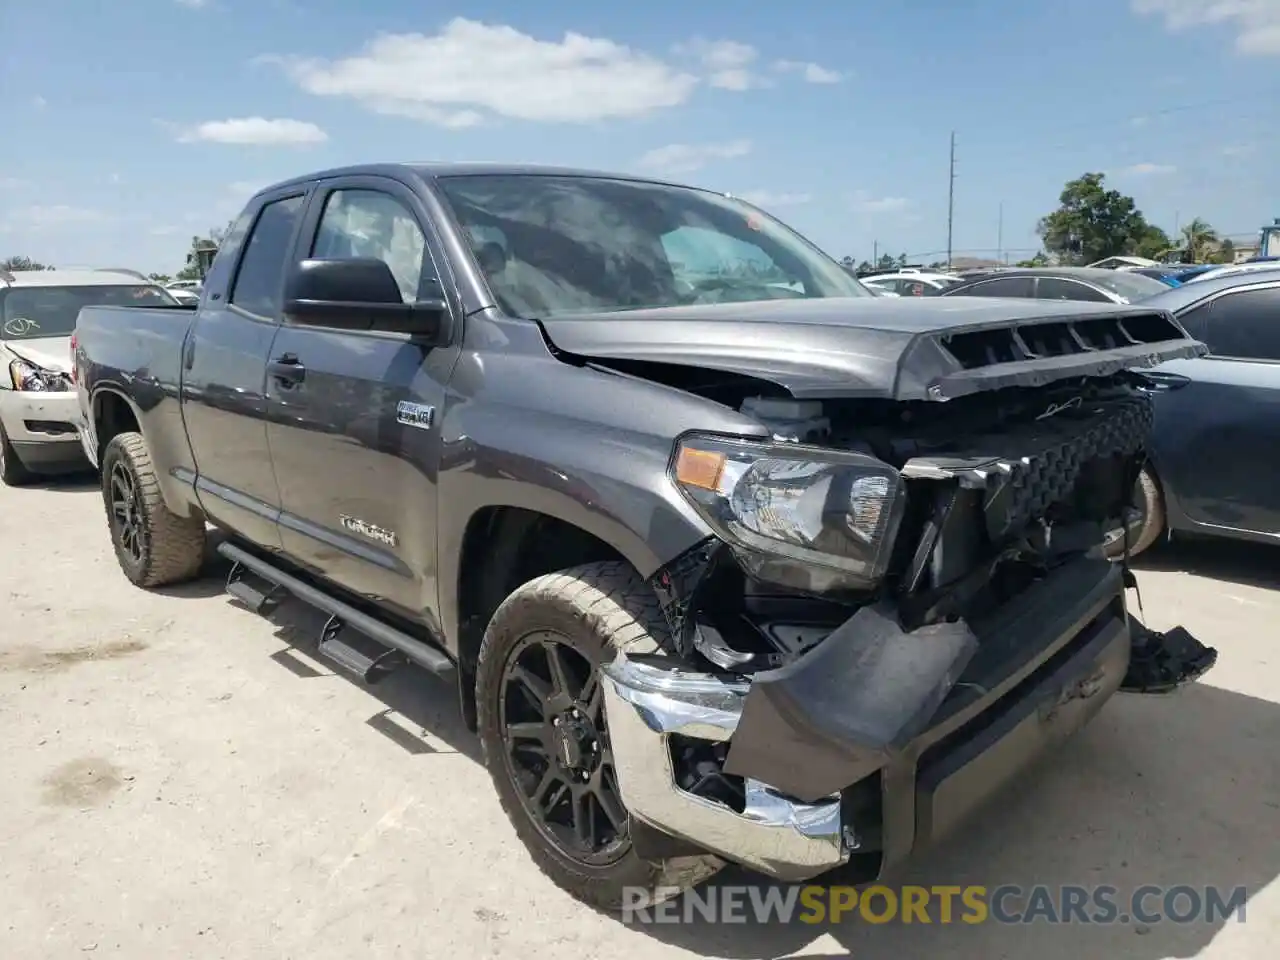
[
  {"left": 1104, "top": 466, "right": 1165, "bottom": 560},
  {"left": 475, "top": 560, "right": 723, "bottom": 911},
  {"left": 0, "top": 425, "right": 35, "bottom": 487},
  {"left": 101, "top": 432, "right": 207, "bottom": 588}
]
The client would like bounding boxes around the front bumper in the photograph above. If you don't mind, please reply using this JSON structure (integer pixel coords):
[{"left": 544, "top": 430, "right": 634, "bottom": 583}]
[
  {"left": 0, "top": 389, "right": 89, "bottom": 471},
  {"left": 601, "top": 557, "right": 1189, "bottom": 883}
]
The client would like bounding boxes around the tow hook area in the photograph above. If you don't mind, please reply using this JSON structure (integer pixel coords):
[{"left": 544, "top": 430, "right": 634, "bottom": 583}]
[{"left": 1121, "top": 618, "right": 1218, "bottom": 694}]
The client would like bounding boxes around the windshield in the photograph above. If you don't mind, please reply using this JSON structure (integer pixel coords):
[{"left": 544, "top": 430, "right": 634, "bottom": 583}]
[
  {"left": 435, "top": 174, "right": 870, "bottom": 317},
  {"left": 0, "top": 284, "right": 178, "bottom": 339},
  {"left": 1090, "top": 271, "right": 1170, "bottom": 301}
]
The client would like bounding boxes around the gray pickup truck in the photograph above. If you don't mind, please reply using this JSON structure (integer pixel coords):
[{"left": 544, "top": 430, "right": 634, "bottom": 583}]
[{"left": 72, "top": 162, "right": 1217, "bottom": 910}]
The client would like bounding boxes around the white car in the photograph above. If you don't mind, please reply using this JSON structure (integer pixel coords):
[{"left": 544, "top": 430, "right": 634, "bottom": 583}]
[
  {"left": 0, "top": 267, "right": 180, "bottom": 484},
  {"left": 862, "top": 271, "right": 963, "bottom": 297}
]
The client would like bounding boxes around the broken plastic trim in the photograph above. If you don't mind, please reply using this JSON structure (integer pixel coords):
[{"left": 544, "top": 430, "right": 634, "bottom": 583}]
[
  {"left": 721, "top": 602, "right": 979, "bottom": 803},
  {"left": 1121, "top": 619, "right": 1218, "bottom": 693},
  {"left": 648, "top": 539, "right": 783, "bottom": 673}
]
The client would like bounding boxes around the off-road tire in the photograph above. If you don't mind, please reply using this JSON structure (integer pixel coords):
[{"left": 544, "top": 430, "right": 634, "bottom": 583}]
[
  {"left": 101, "top": 432, "right": 207, "bottom": 587},
  {"left": 1105, "top": 466, "right": 1165, "bottom": 561},
  {"left": 0, "top": 425, "right": 35, "bottom": 487},
  {"left": 475, "top": 560, "right": 723, "bottom": 911}
]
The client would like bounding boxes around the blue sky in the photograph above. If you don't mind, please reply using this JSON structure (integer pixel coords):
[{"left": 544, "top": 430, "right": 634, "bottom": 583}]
[{"left": 2, "top": 0, "right": 1277, "bottom": 274}]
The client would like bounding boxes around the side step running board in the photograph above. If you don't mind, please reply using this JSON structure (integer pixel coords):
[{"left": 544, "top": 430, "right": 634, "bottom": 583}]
[{"left": 217, "top": 541, "right": 453, "bottom": 683}]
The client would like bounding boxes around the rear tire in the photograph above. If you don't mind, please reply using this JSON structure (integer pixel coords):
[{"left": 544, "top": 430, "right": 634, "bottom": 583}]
[
  {"left": 101, "top": 432, "right": 207, "bottom": 587},
  {"left": 475, "top": 560, "right": 723, "bottom": 911},
  {"left": 0, "top": 425, "right": 36, "bottom": 487}
]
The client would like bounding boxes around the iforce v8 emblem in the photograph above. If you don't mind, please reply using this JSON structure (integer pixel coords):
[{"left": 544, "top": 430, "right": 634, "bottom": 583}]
[{"left": 396, "top": 400, "right": 436, "bottom": 430}]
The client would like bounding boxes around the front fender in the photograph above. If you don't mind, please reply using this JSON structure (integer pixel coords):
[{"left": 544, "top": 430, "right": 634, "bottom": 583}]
[{"left": 434, "top": 341, "right": 770, "bottom": 649}]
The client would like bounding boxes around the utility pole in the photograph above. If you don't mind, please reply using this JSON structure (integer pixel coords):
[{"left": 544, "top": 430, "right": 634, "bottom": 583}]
[
  {"left": 997, "top": 202, "right": 1003, "bottom": 264},
  {"left": 872, "top": 239, "right": 878, "bottom": 266},
  {"left": 946, "top": 131, "right": 956, "bottom": 269}
]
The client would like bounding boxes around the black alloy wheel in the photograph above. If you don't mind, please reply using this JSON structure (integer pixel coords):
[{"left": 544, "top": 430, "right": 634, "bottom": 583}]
[
  {"left": 109, "top": 458, "right": 144, "bottom": 565},
  {"left": 498, "top": 630, "right": 629, "bottom": 867}
]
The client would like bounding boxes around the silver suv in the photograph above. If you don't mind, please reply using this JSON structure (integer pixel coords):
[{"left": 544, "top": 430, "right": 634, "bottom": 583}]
[{"left": 0, "top": 267, "right": 179, "bottom": 485}]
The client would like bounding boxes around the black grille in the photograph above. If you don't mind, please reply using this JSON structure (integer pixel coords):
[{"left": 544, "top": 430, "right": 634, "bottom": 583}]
[
  {"left": 940, "top": 312, "right": 1185, "bottom": 371},
  {"left": 934, "top": 393, "right": 1154, "bottom": 541}
]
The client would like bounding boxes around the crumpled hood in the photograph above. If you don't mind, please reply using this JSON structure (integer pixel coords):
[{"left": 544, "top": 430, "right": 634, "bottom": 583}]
[
  {"left": 538, "top": 297, "right": 1208, "bottom": 401},
  {"left": 4, "top": 335, "right": 72, "bottom": 374}
]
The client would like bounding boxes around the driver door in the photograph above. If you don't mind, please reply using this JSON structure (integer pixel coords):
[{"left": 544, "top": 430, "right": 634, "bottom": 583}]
[{"left": 263, "top": 175, "right": 462, "bottom": 624}]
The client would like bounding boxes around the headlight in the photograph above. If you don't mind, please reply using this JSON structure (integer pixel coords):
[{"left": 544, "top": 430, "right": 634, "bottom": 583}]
[
  {"left": 9, "top": 359, "right": 68, "bottom": 392},
  {"left": 671, "top": 434, "right": 906, "bottom": 593}
]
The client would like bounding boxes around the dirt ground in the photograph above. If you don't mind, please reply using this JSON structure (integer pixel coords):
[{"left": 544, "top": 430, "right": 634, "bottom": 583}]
[{"left": 2, "top": 472, "right": 1278, "bottom": 959}]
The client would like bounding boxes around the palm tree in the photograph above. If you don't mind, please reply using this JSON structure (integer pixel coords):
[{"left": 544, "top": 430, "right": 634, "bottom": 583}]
[{"left": 1181, "top": 218, "right": 1219, "bottom": 263}]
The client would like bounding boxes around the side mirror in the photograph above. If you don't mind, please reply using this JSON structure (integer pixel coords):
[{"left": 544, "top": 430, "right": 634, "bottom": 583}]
[{"left": 283, "top": 258, "right": 449, "bottom": 341}]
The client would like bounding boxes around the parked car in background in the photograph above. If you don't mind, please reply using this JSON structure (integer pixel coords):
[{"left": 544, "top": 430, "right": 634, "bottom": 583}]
[
  {"left": 861, "top": 272, "right": 961, "bottom": 297},
  {"left": 0, "top": 267, "right": 182, "bottom": 485},
  {"left": 1113, "top": 270, "right": 1280, "bottom": 556},
  {"left": 938, "top": 267, "right": 1170, "bottom": 304},
  {"left": 1180, "top": 261, "right": 1280, "bottom": 285},
  {"left": 1128, "top": 266, "right": 1187, "bottom": 287}
]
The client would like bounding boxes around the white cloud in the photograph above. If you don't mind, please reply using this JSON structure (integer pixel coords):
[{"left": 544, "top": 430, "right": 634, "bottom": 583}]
[
  {"left": 1133, "top": 0, "right": 1280, "bottom": 54},
  {"left": 738, "top": 190, "right": 812, "bottom": 209},
  {"left": 32, "top": 95, "right": 47, "bottom": 109},
  {"left": 0, "top": 177, "right": 28, "bottom": 189},
  {"left": 1222, "top": 143, "right": 1254, "bottom": 156},
  {"left": 773, "top": 59, "right": 843, "bottom": 83},
  {"left": 5, "top": 205, "right": 108, "bottom": 230},
  {"left": 675, "top": 39, "right": 765, "bottom": 90},
  {"left": 850, "top": 191, "right": 911, "bottom": 214},
  {"left": 270, "top": 18, "right": 699, "bottom": 126},
  {"left": 175, "top": 0, "right": 210, "bottom": 7},
  {"left": 176, "top": 117, "right": 328, "bottom": 145},
  {"left": 1118, "top": 162, "right": 1177, "bottom": 176},
  {"left": 637, "top": 140, "right": 752, "bottom": 174}
]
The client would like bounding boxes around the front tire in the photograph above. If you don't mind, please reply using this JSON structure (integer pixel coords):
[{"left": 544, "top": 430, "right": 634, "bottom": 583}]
[
  {"left": 1104, "top": 466, "right": 1165, "bottom": 560},
  {"left": 475, "top": 560, "right": 723, "bottom": 911},
  {"left": 101, "top": 432, "right": 207, "bottom": 587},
  {"left": 0, "top": 425, "right": 35, "bottom": 487}
]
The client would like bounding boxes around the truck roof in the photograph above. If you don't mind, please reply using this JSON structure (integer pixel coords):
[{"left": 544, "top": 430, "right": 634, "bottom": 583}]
[{"left": 253, "top": 161, "right": 715, "bottom": 198}]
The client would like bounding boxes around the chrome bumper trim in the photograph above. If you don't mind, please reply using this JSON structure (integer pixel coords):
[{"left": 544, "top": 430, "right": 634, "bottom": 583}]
[{"left": 600, "top": 654, "right": 848, "bottom": 881}]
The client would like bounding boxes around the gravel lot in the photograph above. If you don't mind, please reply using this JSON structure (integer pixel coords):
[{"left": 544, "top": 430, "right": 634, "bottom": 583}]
[{"left": 2, "top": 472, "right": 1278, "bottom": 959}]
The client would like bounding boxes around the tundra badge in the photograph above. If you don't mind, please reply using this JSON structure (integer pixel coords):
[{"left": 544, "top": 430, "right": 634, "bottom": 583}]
[
  {"left": 339, "top": 515, "right": 398, "bottom": 547},
  {"left": 396, "top": 400, "right": 436, "bottom": 430}
]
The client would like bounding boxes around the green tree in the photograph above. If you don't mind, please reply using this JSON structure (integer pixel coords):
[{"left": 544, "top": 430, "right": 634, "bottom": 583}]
[
  {"left": 1, "top": 255, "right": 52, "bottom": 271},
  {"left": 1212, "top": 238, "right": 1236, "bottom": 264},
  {"left": 175, "top": 221, "right": 233, "bottom": 280},
  {"left": 148, "top": 272, "right": 172, "bottom": 284},
  {"left": 1016, "top": 252, "right": 1051, "bottom": 267},
  {"left": 1181, "top": 218, "right": 1219, "bottom": 263},
  {"left": 1036, "top": 173, "right": 1164, "bottom": 265},
  {"left": 1134, "top": 224, "right": 1173, "bottom": 261},
  {"left": 876, "top": 253, "right": 896, "bottom": 270}
]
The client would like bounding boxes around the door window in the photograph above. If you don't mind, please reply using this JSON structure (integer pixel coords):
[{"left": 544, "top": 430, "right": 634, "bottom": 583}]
[
  {"left": 959, "top": 276, "right": 1033, "bottom": 298},
  {"left": 1036, "top": 277, "right": 1111, "bottom": 302},
  {"left": 311, "top": 189, "right": 431, "bottom": 303},
  {"left": 1200, "top": 287, "right": 1280, "bottom": 360},
  {"left": 229, "top": 194, "right": 306, "bottom": 317}
]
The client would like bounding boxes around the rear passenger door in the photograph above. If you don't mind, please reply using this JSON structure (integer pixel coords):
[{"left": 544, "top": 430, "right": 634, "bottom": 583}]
[
  {"left": 181, "top": 187, "right": 310, "bottom": 549},
  {"left": 1149, "top": 283, "right": 1280, "bottom": 536},
  {"left": 263, "top": 176, "right": 462, "bottom": 624}
]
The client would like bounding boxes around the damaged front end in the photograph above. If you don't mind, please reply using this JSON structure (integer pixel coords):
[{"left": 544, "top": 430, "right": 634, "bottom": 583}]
[{"left": 600, "top": 370, "right": 1217, "bottom": 884}]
